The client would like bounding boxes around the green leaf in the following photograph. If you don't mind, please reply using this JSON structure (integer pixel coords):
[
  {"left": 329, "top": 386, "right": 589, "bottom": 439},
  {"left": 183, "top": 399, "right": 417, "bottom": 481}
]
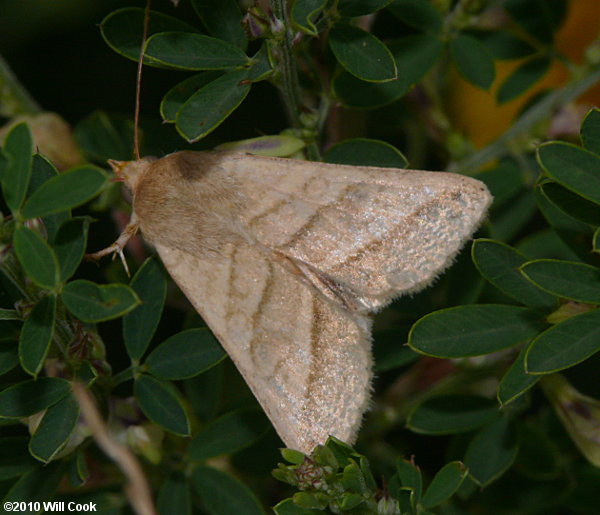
[
  {"left": 480, "top": 30, "right": 536, "bottom": 60},
  {"left": 22, "top": 165, "right": 107, "bottom": 219},
  {"left": 28, "top": 155, "right": 70, "bottom": 243},
  {"left": 176, "top": 68, "right": 252, "bottom": 142},
  {"left": 333, "top": 34, "right": 442, "bottom": 108},
  {"left": 0, "top": 347, "right": 19, "bottom": 376},
  {"left": 192, "top": 466, "right": 266, "bottom": 515},
  {"left": 387, "top": 0, "right": 443, "bottom": 33},
  {"left": 471, "top": 239, "right": 557, "bottom": 311},
  {"left": 3, "top": 462, "right": 64, "bottom": 510},
  {"left": 145, "top": 328, "right": 226, "bottom": 380},
  {"left": 409, "top": 305, "right": 545, "bottom": 358},
  {"left": 74, "top": 110, "right": 134, "bottom": 162},
  {"left": 540, "top": 181, "right": 600, "bottom": 226},
  {"left": 525, "top": 309, "right": 600, "bottom": 373},
  {"left": 29, "top": 394, "right": 80, "bottom": 463},
  {"left": 0, "top": 377, "right": 70, "bottom": 418},
  {"left": 134, "top": 374, "right": 190, "bottom": 436},
  {"left": 504, "top": 0, "right": 566, "bottom": 43},
  {"left": 1, "top": 123, "right": 33, "bottom": 214},
  {"left": 100, "top": 7, "right": 198, "bottom": 63},
  {"left": 291, "top": 0, "right": 327, "bottom": 35},
  {"left": 323, "top": 138, "right": 408, "bottom": 168},
  {"left": 538, "top": 142, "right": 600, "bottom": 205},
  {"left": 396, "top": 459, "right": 422, "bottom": 502},
  {"left": 535, "top": 186, "right": 594, "bottom": 261},
  {"left": 581, "top": 108, "right": 600, "bottom": 155},
  {"left": 464, "top": 417, "right": 518, "bottom": 486},
  {"left": 123, "top": 258, "right": 167, "bottom": 361},
  {"left": 338, "top": 0, "right": 393, "bottom": 17},
  {"left": 407, "top": 395, "right": 498, "bottom": 434},
  {"left": 191, "top": 0, "right": 247, "bottom": 50},
  {"left": 329, "top": 23, "right": 396, "bottom": 82},
  {"left": 476, "top": 160, "right": 523, "bottom": 208},
  {"left": 421, "top": 461, "right": 468, "bottom": 509},
  {"left": 61, "top": 280, "right": 140, "bottom": 322},
  {"left": 52, "top": 217, "right": 91, "bottom": 282},
  {"left": 450, "top": 34, "right": 495, "bottom": 90},
  {"left": 216, "top": 135, "right": 306, "bottom": 157},
  {"left": 67, "top": 448, "right": 89, "bottom": 487},
  {"left": 490, "top": 190, "right": 537, "bottom": 242},
  {"left": 497, "top": 344, "right": 541, "bottom": 405},
  {"left": 520, "top": 259, "right": 600, "bottom": 303},
  {"left": 188, "top": 408, "right": 269, "bottom": 461},
  {"left": 13, "top": 226, "right": 60, "bottom": 290},
  {"left": 497, "top": 57, "right": 551, "bottom": 104},
  {"left": 160, "top": 71, "right": 223, "bottom": 122},
  {"left": 19, "top": 295, "right": 56, "bottom": 377},
  {"left": 158, "top": 473, "right": 192, "bottom": 515},
  {"left": 273, "top": 499, "right": 321, "bottom": 515},
  {"left": 145, "top": 32, "right": 249, "bottom": 71}
]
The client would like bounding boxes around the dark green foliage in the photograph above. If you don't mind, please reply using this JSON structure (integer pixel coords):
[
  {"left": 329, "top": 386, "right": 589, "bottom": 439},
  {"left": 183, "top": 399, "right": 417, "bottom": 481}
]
[{"left": 1, "top": 1, "right": 599, "bottom": 514}]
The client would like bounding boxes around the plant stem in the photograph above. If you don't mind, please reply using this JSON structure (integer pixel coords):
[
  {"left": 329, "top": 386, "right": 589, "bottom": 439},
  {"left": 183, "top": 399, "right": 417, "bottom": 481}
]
[
  {"left": 0, "top": 53, "right": 41, "bottom": 117},
  {"left": 449, "top": 66, "right": 600, "bottom": 173},
  {"left": 270, "top": 0, "right": 321, "bottom": 160}
]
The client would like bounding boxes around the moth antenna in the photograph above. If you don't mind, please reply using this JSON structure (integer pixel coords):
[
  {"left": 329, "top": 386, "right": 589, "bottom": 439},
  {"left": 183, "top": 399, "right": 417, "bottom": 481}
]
[{"left": 133, "top": 0, "right": 152, "bottom": 160}]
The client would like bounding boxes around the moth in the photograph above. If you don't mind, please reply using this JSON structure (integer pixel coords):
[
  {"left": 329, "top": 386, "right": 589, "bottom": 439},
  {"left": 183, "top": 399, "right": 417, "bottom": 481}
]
[{"left": 94, "top": 150, "right": 492, "bottom": 453}]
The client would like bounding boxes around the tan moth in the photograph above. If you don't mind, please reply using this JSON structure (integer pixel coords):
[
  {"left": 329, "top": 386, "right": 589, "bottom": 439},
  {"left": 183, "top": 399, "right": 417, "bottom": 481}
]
[
  {"left": 93, "top": 151, "right": 491, "bottom": 453},
  {"left": 91, "top": 4, "right": 492, "bottom": 454}
]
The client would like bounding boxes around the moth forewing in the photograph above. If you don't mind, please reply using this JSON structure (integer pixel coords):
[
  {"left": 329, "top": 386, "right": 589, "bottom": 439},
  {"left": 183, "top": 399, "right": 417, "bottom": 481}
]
[{"left": 112, "top": 150, "right": 491, "bottom": 453}]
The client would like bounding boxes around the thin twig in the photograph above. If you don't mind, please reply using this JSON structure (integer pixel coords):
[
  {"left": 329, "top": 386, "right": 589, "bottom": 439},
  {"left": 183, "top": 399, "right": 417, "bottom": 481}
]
[
  {"left": 270, "top": 0, "right": 321, "bottom": 160},
  {"left": 73, "top": 383, "right": 157, "bottom": 515},
  {"left": 133, "top": 0, "right": 152, "bottom": 160},
  {"left": 449, "top": 67, "right": 600, "bottom": 173}
]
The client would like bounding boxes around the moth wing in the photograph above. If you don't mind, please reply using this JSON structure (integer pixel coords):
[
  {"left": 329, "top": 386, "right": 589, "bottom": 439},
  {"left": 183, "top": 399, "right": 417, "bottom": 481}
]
[
  {"left": 154, "top": 241, "right": 371, "bottom": 453},
  {"left": 224, "top": 153, "right": 492, "bottom": 311}
]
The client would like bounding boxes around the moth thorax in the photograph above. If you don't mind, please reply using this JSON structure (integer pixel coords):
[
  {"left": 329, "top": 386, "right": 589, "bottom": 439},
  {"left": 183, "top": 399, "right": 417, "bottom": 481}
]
[{"left": 118, "top": 157, "right": 157, "bottom": 191}]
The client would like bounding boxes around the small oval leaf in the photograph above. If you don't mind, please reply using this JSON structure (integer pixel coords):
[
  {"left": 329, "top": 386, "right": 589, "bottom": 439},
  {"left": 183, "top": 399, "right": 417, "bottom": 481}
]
[
  {"left": 188, "top": 408, "right": 270, "bottom": 461},
  {"left": 324, "top": 138, "right": 408, "bottom": 168},
  {"left": 13, "top": 226, "right": 60, "bottom": 290},
  {"left": 450, "top": 34, "right": 495, "bottom": 90},
  {"left": 0, "top": 377, "right": 71, "bottom": 418},
  {"left": 409, "top": 305, "right": 545, "bottom": 358},
  {"left": 53, "top": 217, "right": 92, "bottom": 283},
  {"left": 407, "top": 395, "right": 498, "bottom": 434},
  {"left": 123, "top": 258, "right": 167, "bottom": 361},
  {"left": 22, "top": 165, "right": 107, "bottom": 219},
  {"left": 29, "top": 394, "right": 80, "bottom": 463},
  {"left": 520, "top": 259, "right": 600, "bottom": 304},
  {"left": 538, "top": 142, "right": 600, "bottom": 206},
  {"left": 145, "top": 328, "right": 226, "bottom": 380},
  {"left": 176, "top": 69, "right": 252, "bottom": 142},
  {"left": 421, "top": 461, "right": 468, "bottom": 509},
  {"left": 101, "top": 7, "right": 198, "bottom": 63},
  {"left": 192, "top": 466, "right": 266, "bottom": 515},
  {"left": 145, "top": 32, "right": 249, "bottom": 71},
  {"left": 61, "top": 280, "right": 140, "bottom": 322},
  {"left": 134, "top": 374, "right": 190, "bottom": 436},
  {"left": 2, "top": 123, "right": 33, "bottom": 214},
  {"left": 525, "top": 309, "right": 600, "bottom": 374},
  {"left": 471, "top": 239, "right": 557, "bottom": 311},
  {"left": 581, "top": 108, "right": 600, "bottom": 155},
  {"left": 19, "top": 295, "right": 56, "bottom": 377},
  {"left": 329, "top": 23, "right": 396, "bottom": 82},
  {"left": 464, "top": 417, "right": 518, "bottom": 487}
]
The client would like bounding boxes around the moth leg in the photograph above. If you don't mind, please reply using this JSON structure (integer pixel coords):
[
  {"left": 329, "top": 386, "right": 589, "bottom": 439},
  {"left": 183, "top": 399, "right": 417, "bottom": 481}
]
[{"left": 86, "top": 214, "right": 139, "bottom": 276}]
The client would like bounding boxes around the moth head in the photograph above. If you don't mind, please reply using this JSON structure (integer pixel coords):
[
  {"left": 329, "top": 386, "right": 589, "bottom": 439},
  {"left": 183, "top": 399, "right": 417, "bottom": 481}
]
[{"left": 108, "top": 157, "right": 157, "bottom": 192}]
